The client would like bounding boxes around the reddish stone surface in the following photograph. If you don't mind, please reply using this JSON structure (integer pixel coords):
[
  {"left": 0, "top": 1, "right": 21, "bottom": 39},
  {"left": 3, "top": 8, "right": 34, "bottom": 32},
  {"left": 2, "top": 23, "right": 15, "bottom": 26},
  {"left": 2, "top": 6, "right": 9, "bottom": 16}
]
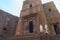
[
  {"left": 0, "top": 10, "right": 18, "bottom": 40},
  {"left": 16, "top": 0, "right": 47, "bottom": 36}
]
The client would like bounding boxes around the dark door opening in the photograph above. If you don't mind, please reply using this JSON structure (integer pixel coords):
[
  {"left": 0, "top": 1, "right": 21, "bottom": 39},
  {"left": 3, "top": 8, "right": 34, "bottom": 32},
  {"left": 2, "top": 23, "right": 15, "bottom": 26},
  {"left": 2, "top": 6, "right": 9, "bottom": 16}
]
[
  {"left": 29, "top": 21, "right": 33, "bottom": 33},
  {"left": 53, "top": 23, "right": 60, "bottom": 34}
]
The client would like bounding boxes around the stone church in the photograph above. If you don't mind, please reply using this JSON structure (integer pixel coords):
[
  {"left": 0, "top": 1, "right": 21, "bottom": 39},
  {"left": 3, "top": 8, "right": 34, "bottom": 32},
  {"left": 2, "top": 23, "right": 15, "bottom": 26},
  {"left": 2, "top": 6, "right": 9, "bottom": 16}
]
[
  {"left": 8, "top": 0, "right": 60, "bottom": 40},
  {"left": 15, "top": 0, "right": 60, "bottom": 36},
  {"left": 1, "top": 0, "right": 60, "bottom": 40}
]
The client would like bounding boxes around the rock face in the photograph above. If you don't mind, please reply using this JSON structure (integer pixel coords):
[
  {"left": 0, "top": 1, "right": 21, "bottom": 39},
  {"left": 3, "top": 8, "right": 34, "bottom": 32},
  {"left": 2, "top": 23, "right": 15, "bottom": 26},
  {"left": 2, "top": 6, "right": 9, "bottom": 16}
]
[
  {"left": 8, "top": 0, "right": 60, "bottom": 40},
  {"left": 1, "top": 0, "right": 60, "bottom": 40},
  {"left": 0, "top": 10, "right": 18, "bottom": 40}
]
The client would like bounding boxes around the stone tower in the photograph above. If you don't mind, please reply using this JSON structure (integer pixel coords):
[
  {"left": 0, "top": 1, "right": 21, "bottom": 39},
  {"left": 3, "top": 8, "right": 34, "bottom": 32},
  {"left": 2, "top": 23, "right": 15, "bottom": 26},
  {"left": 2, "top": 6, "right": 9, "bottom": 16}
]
[
  {"left": 15, "top": 0, "right": 48, "bottom": 36},
  {"left": 43, "top": 1, "right": 60, "bottom": 35}
]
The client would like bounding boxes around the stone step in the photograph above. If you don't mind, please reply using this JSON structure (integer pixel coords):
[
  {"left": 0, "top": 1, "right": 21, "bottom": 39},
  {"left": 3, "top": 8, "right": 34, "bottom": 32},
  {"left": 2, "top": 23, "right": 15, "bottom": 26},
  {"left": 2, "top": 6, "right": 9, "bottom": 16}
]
[{"left": 8, "top": 34, "right": 60, "bottom": 40}]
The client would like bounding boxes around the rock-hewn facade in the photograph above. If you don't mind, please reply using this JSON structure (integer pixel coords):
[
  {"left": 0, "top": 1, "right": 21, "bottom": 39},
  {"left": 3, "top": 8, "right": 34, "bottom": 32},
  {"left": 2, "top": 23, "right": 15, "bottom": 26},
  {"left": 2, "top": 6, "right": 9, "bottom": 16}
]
[
  {"left": 43, "top": 1, "right": 60, "bottom": 35},
  {"left": 8, "top": 0, "right": 60, "bottom": 40},
  {"left": 15, "top": 0, "right": 60, "bottom": 35},
  {"left": 1, "top": 0, "right": 60, "bottom": 40},
  {"left": 0, "top": 10, "right": 18, "bottom": 40}
]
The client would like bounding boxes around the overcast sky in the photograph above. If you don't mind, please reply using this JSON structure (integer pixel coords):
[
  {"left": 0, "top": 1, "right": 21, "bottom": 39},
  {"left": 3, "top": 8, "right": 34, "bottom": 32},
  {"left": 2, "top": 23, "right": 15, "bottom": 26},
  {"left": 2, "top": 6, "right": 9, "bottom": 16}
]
[{"left": 0, "top": 0, "right": 60, "bottom": 17}]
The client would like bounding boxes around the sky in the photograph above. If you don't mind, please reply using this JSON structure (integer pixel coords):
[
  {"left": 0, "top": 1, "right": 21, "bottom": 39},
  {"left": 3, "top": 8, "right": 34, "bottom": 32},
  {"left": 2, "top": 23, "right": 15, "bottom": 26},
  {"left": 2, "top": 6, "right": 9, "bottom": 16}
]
[{"left": 0, "top": 0, "right": 60, "bottom": 17}]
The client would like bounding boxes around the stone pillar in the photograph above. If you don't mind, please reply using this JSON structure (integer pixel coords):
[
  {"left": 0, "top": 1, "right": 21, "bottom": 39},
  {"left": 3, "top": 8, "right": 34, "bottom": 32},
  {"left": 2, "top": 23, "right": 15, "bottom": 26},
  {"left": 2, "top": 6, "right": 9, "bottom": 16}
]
[{"left": 15, "top": 18, "right": 22, "bottom": 36}]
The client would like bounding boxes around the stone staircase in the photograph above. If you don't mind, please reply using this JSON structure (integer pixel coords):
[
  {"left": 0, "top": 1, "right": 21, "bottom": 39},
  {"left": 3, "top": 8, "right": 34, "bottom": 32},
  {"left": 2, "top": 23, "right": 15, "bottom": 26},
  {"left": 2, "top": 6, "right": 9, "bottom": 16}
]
[{"left": 8, "top": 33, "right": 60, "bottom": 40}]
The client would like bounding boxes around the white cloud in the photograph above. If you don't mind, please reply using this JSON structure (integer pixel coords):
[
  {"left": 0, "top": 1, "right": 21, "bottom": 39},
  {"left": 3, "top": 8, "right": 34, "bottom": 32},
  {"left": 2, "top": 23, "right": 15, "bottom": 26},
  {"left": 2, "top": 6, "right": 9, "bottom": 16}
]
[{"left": 15, "top": 0, "right": 24, "bottom": 17}]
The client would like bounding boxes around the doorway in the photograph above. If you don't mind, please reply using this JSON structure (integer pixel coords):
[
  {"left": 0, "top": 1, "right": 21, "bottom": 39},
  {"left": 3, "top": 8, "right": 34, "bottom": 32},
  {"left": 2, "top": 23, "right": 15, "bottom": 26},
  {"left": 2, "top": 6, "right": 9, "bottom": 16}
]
[
  {"left": 29, "top": 21, "right": 33, "bottom": 33},
  {"left": 53, "top": 23, "right": 60, "bottom": 34}
]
